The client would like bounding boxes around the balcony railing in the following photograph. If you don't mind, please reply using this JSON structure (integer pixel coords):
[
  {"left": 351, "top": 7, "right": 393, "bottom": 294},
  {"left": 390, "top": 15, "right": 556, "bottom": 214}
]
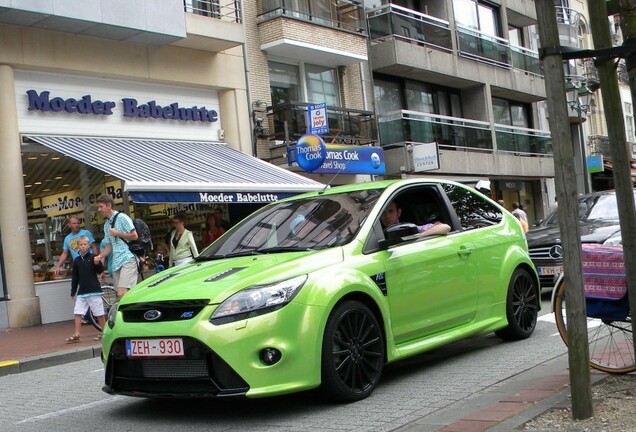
[
  {"left": 495, "top": 124, "right": 552, "bottom": 155},
  {"left": 457, "top": 25, "right": 510, "bottom": 69},
  {"left": 378, "top": 110, "right": 493, "bottom": 151},
  {"left": 183, "top": 0, "right": 242, "bottom": 23},
  {"left": 367, "top": 3, "right": 452, "bottom": 52},
  {"left": 510, "top": 45, "right": 542, "bottom": 76},
  {"left": 267, "top": 103, "right": 377, "bottom": 145},
  {"left": 259, "top": 0, "right": 365, "bottom": 33},
  {"left": 366, "top": 5, "right": 542, "bottom": 76}
]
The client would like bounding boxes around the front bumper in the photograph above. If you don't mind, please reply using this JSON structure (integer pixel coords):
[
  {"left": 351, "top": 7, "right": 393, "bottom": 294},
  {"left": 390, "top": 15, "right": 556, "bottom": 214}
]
[
  {"left": 102, "top": 301, "right": 326, "bottom": 398},
  {"left": 103, "top": 336, "right": 249, "bottom": 398}
]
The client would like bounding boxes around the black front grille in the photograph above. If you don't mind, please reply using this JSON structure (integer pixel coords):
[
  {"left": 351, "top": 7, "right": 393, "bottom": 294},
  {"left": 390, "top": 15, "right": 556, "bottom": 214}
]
[
  {"left": 104, "top": 337, "right": 249, "bottom": 398},
  {"left": 119, "top": 300, "right": 209, "bottom": 322}
]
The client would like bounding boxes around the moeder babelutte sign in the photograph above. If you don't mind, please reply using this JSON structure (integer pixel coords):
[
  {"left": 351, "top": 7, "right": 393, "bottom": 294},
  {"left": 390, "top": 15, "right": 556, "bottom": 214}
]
[{"left": 26, "top": 90, "right": 218, "bottom": 123}]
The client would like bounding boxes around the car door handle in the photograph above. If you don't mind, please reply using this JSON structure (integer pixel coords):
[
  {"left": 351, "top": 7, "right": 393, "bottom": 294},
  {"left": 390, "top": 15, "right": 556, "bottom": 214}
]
[{"left": 457, "top": 246, "right": 473, "bottom": 256}]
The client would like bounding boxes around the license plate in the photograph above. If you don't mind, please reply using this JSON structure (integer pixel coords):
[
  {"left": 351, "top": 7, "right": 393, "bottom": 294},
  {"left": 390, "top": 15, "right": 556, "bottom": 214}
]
[
  {"left": 538, "top": 266, "right": 563, "bottom": 276},
  {"left": 126, "top": 338, "right": 184, "bottom": 358}
]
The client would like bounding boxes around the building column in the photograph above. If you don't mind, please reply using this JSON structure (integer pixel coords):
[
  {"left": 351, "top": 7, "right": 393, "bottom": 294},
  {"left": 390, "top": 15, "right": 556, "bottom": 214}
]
[
  {"left": 0, "top": 65, "right": 41, "bottom": 327},
  {"left": 219, "top": 88, "right": 252, "bottom": 155}
]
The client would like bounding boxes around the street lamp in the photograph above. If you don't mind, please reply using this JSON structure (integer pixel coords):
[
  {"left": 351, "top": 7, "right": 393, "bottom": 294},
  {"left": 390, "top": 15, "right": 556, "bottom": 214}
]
[{"left": 566, "top": 83, "right": 595, "bottom": 194}]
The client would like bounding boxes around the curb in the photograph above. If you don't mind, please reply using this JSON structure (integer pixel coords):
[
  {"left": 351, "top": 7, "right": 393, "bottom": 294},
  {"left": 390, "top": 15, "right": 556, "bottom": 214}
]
[{"left": 0, "top": 345, "right": 102, "bottom": 377}]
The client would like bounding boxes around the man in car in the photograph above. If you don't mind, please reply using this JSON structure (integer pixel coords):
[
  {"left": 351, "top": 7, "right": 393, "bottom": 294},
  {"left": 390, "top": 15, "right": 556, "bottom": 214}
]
[{"left": 381, "top": 201, "right": 451, "bottom": 236}]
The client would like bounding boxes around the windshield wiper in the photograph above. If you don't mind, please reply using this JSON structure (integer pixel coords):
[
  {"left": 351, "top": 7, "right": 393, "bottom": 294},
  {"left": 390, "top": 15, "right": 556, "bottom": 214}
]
[{"left": 196, "top": 250, "right": 263, "bottom": 261}]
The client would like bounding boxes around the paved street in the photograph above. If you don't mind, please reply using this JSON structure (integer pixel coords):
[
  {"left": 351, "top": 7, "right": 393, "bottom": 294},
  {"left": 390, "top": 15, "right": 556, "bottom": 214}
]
[{"left": 0, "top": 298, "right": 570, "bottom": 432}]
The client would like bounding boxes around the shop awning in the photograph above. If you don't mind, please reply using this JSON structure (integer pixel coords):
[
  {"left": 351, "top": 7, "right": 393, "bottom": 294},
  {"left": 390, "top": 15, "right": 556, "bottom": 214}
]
[{"left": 26, "top": 135, "right": 325, "bottom": 203}]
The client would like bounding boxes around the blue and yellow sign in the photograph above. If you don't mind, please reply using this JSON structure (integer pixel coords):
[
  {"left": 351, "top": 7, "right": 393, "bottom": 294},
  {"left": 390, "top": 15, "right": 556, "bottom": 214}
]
[{"left": 290, "top": 134, "right": 385, "bottom": 175}]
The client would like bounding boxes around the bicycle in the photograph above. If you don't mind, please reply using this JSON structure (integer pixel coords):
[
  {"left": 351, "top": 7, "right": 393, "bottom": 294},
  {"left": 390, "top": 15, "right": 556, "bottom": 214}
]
[
  {"left": 553, "top": 276, "right": 635, "bottom": 374},
  {"left": 89, "top": 283, "right": 118, "bottom": 333}
]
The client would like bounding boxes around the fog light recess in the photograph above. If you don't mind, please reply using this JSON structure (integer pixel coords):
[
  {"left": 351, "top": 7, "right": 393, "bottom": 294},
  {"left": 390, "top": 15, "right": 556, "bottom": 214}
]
[{"left": 259, "top": 348, "right": 282, "bottom": 365}]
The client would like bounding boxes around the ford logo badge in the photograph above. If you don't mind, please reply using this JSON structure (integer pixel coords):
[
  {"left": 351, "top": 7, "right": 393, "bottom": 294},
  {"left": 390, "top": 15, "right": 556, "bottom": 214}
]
[{"left": 144, "top": 310, "right": 162, "bottom": 321}]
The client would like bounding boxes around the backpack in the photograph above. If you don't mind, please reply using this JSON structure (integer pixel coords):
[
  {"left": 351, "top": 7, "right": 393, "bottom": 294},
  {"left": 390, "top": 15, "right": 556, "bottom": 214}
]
[{"left": 111, "top": 212, "right": 153, "bottom": 257}]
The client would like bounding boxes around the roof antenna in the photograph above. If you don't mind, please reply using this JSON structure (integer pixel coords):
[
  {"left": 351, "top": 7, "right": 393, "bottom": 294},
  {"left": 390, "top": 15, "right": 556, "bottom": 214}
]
[{"left": 319, "top": 167, "right": 344, "bottom": 194}]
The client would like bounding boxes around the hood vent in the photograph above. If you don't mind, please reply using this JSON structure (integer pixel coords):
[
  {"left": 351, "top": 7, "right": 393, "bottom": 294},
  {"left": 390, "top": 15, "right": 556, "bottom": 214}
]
[{"left": 205, "top": 267, "right": 246, "bottom": 282}]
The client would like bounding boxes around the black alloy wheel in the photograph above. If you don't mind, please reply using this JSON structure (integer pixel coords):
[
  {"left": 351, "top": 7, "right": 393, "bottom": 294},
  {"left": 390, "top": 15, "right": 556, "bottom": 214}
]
[
  {"left": 321, "top": 300, "right": 384, "bottom": 402},
  {"left": 496, "top": 268, "right": 538, "bottom": 340}
]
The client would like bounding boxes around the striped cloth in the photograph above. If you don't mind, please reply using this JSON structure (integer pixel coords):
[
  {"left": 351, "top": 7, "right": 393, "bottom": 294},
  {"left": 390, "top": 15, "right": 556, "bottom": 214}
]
[{"left": 582, "top": 243, "right": 627, "bottom": 300}]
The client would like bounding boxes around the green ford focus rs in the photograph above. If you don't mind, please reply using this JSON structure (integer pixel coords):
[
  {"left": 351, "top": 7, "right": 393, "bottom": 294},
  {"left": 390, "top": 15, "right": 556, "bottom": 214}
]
[{"left": 102, "top": 179, "right": 540, "bottom": 402}]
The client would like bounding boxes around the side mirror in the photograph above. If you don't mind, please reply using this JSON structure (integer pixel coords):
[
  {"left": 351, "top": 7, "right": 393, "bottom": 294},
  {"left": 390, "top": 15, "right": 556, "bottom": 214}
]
[{"left": 379, "top": 223, "right": 420, "bottom": 249}]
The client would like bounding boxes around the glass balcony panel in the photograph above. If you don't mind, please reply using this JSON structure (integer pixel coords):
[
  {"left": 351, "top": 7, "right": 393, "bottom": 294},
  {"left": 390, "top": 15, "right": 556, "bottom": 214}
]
[
  {"left": 495, "top": 125, "right": 552, "bottom": 155},
  {"left": 367, "top": 4, "right": 452, "bottom": 52},
  {"left": 457, "top": 26, "right": 510, "bottom": 68},
  {"left": 259, "top": 0, "right": 364, "bottom": 33},
  {"left": 510, "top": 45, "right": 542, "bottom": 76},
  {"left": 268, "top": 103, "right": 376, "bottom": 145},
  {"left": 378, "top": 111, "right": 493, "bottom": 150}
]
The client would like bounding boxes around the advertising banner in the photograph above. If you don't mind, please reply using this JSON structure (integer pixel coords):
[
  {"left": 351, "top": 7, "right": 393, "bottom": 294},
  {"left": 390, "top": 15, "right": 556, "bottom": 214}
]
[
  {"left": 412, "top": 142, "right": 440, "bottom": 172},
  {"left": 291, "top": 134, "right": 385, "bottom": 175},
  {"left": 307, "top": 103, "right": 329, "bottom": 135}
]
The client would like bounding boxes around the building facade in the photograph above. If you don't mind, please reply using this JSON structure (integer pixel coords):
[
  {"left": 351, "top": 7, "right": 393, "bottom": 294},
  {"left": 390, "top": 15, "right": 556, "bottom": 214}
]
[{"left": 0, "top": 0, "right": 326, "bottom": 328}]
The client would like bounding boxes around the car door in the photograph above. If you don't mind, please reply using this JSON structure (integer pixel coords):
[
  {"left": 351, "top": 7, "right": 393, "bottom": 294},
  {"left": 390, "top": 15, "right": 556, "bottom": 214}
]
[{"left": 372, "top": 185, "right": 480, "bottom": 344}]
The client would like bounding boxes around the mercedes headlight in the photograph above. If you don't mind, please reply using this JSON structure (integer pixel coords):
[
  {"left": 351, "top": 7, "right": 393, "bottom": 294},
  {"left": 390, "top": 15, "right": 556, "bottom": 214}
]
[
  {"left": 603, "top": 233, "right": 622, "bottom": 246},
  {"left": 210, "top": 275, "right": 307, "bottom": 324}
]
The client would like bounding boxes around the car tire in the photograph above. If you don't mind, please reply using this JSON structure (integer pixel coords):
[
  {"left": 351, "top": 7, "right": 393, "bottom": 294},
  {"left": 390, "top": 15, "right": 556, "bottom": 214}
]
[
  {"left": 321, "top": 300, "right": 384, "bottom": 402},
  {"left": 495, "top": 268, "right": 538, "bottom": 341}
]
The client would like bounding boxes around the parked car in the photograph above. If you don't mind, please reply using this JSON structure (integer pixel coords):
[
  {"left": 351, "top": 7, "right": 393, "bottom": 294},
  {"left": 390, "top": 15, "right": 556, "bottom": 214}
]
[
  {"left": 101, "top": 179, "right": 540, "bottom": 402},
  {"left": 527, "top": 190, "right": 628, "bottom": 293}
]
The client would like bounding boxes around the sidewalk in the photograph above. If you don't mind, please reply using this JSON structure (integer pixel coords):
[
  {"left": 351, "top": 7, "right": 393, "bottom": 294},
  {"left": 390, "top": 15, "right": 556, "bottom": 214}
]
[
  {"left": 0, "top": 321, "right": 590, "bottom": 432},
  {"left": 0, "top": 320, "right": 103, "bottom": 376}
]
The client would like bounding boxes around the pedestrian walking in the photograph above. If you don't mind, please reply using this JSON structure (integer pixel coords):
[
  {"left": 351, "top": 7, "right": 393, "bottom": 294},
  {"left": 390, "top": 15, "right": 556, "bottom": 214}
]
[
  {"left": 511, "top": 202, "right": 528, "bottom": 223},
  {"left": 54, "top": 215, "right": 99, "bottom": 274},
  {"left": 94, "top": 195, "right": 139, "bottom": 299},
  {"left": 66, "top": 236, "right": 104, "bottom": 343},
  {"left": 54, "top": 215, "right": 99, "bottom": 325}
]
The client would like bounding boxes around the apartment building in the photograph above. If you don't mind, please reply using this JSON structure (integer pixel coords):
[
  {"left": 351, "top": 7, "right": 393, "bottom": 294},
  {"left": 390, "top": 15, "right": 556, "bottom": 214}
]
[
  {"left": 243, "top": 0, "right": 379, "bottom": 186},
  {"left": 364, "top": 0, "right": 557, "bottom": 224}
]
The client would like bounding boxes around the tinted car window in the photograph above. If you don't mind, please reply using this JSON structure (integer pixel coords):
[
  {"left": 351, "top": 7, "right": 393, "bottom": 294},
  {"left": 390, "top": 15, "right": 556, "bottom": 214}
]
[
  {"left": 543, "top": 193, "right": 634, "bottom": 226},
  {"left": 442, "top": 184, "right": 502, "bottom": 231},
  {"left": 198, "top": 189, "right": 382, "bottom": 258}
]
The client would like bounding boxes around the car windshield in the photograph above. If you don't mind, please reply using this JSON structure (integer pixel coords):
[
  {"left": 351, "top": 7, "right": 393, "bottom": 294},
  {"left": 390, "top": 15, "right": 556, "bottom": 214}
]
[
  {"left": 544, "top": 193, "right": 627, "bottom": 225},
  {"left": 197, "top": 189, "right": 383, "bottom": 259}
]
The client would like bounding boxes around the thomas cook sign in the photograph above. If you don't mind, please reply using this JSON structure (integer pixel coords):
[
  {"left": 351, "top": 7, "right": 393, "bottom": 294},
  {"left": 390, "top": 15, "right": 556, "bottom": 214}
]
[
  {"left": 26, "top": 90, "right": 218, "bottom": 123},
  {"left": 291, "top": 134, "right": 385, "bottom": 175}
]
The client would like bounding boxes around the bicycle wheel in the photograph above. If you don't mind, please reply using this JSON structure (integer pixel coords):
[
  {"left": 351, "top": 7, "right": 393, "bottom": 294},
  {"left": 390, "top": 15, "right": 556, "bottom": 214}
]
[
  {"left": 89, "top": 285, "right": 118, "bottom": 332},
  {"left": 554, "top": 281, "right": 635, "bottom": 373}
]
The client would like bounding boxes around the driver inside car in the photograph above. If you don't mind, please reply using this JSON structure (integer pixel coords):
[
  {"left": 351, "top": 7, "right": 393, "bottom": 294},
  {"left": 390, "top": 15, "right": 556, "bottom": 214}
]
[{"left": 381, "top": 201, "right": 451, "bottom": 237}]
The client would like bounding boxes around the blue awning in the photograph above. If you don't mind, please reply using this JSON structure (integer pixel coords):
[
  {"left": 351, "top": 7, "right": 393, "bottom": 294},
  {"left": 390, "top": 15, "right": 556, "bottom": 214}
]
[{"left": 26, "top": 135, "right": 325, "bottom": 203}]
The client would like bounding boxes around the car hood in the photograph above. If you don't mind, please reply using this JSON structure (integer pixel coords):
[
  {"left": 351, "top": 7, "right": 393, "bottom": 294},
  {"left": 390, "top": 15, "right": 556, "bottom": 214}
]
[
  {"left": 123, "top": 248, "right": 344, "bottom": 305},
  {"left": 527, "top": 220, "right": 621, "bottom": 247}
]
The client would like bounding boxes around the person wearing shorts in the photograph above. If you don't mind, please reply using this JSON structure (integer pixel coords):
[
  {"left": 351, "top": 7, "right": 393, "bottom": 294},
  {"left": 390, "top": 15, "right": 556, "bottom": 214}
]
[
  {"left": 66, "top": 236, "right": 105, "bottom": 343},
  {"left": 94, "top": 195, "right": 139, "bottom": 299}
]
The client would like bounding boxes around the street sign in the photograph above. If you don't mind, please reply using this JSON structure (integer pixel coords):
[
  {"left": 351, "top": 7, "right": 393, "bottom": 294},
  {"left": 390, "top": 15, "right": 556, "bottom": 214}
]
[{"left": 307, "top": 102, "right": 329, "bottom": 135}]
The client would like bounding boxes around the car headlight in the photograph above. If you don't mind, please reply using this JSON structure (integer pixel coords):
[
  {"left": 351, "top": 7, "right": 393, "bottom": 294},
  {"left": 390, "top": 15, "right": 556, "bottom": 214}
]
[
  {"left": 107, "top": 302, "right": 118, "bottom": 329},
  {"left": 603, "top": 233, "right": 622, "bottom": 246},
  {"left": 210, "top": 275, "right": 308, "bottom": 324}
]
